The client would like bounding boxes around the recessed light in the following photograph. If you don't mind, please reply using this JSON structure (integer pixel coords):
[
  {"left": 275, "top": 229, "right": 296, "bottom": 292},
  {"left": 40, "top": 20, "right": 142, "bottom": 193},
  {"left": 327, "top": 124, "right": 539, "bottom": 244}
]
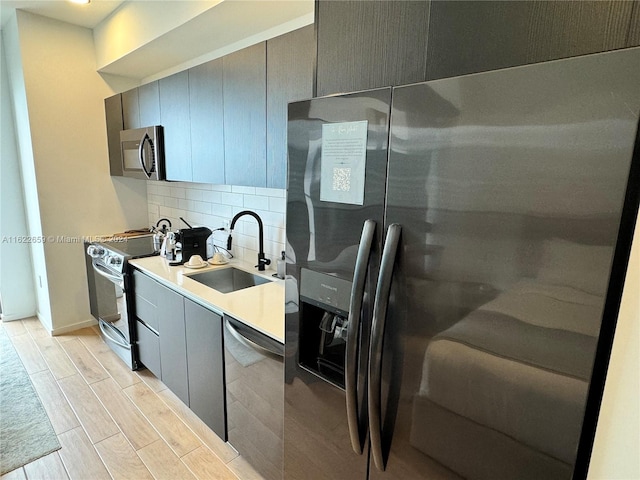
[{"left": 68, "top": 0, "right": 90, "bottom": 5}]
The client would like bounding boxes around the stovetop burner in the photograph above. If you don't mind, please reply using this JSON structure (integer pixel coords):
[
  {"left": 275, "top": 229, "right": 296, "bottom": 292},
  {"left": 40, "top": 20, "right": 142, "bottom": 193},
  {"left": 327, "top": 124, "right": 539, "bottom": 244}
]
[
  {"left": 99, "top": 235, "right": 157, "bottom": 258},
  {"left": 87, "top": 234, "right": 158, "bottom": 276}
]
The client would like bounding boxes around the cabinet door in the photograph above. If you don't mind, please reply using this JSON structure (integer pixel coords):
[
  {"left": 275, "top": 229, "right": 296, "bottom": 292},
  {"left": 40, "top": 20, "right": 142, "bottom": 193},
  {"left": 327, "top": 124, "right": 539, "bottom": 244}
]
[
  {"left": 185, "top": 299, "right": 226, "bottom": 440},
  {"left": 121, "top": 88, "right": 140, "bottom": 130},
  {"left": 189, "top": 59, "right": 225, "bottom": 184},
  {"left": 105, "top": 94, "right": 123, "bottom": 176},
  {"left": 136, "top": 320, "right": 161, "bottom": 378},
  {"left": 316, "top": 1, "right": 430, "bottom": 96},
  {"left": 160, "top": 71, "right": 192, "bottom": 182},
  {"left": 266, "top": 25, "right": 315, "bottom": 189},
  {"left": 426, "top": 1, "right": 635, "bottom": 80},
  {"left": 223, "top": 42, "right": 267, "bottom": 187},
  {"left": 157, "top": 283, "right": 189, "bottom": 405},
  {"left": 139, "top": 81, "right": 161, "bottom": 127}
]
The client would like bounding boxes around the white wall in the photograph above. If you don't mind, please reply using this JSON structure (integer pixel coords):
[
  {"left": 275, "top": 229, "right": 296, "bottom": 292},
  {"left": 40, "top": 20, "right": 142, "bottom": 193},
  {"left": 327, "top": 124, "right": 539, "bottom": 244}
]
[
  {"left": 588, "top": 211, "right": 640, "bottom": 479},
  {"left": 0, "top": 34, "right": 36, "bottom": 321},
  {"left": 5, "top": 11, "right": 148, "bottom": 333},
  {"left": 2, "top": 13, "right": 52, "bottom": 327}
]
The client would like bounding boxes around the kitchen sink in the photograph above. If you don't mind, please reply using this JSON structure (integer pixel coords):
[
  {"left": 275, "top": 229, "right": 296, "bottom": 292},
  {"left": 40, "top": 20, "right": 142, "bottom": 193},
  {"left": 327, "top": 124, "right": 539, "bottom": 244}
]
[{"left": 186, "top": 267, "right": 271, "bottom": 294}]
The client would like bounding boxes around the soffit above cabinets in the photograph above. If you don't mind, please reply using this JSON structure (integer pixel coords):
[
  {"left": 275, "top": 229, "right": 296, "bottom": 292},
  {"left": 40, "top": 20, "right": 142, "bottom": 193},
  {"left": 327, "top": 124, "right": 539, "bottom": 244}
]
[{"left": 95, "top": 0, "right": 314, "bottom": 81}]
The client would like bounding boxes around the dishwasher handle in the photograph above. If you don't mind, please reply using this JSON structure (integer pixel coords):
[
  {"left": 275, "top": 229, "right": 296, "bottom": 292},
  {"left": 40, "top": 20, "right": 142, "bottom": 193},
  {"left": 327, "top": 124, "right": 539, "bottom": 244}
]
[{"left": 224, "top": 316, "right": 284, "bottom": 360}]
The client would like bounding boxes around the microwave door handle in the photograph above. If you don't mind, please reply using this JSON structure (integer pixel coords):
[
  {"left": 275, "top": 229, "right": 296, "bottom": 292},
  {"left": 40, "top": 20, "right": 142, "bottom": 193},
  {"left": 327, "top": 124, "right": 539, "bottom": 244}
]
[
  {"left": 368, "top": 223, "right": 401, "bottom": 472},
  {"left": 138, "top": 132, "right": 153, "bottom": 179},
  {"left": 345, "top": 219, "right": 376, "bottom": 455}
]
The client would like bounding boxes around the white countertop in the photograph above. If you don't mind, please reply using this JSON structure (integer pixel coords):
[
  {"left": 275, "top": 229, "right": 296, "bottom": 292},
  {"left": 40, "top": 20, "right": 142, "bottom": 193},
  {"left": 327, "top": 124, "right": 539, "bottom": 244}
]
[{"left": 129, "top": 256, "right": 285, "bottom": 343}]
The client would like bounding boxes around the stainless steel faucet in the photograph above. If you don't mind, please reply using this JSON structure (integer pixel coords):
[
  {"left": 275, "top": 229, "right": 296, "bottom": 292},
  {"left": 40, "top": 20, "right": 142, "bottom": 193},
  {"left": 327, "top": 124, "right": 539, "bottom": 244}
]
[{"left": 227, "top": 210, "right": 271, "bottom": 271}]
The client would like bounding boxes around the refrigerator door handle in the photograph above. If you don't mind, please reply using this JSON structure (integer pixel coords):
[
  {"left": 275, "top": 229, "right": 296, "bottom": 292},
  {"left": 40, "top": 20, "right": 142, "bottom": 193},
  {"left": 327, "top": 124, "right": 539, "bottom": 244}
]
[
  {"left": 368, "top": 223, "right": 401, "bottom": 472},
  {"left": 346, "top": 219, "right": 376, "bottom": 455}
]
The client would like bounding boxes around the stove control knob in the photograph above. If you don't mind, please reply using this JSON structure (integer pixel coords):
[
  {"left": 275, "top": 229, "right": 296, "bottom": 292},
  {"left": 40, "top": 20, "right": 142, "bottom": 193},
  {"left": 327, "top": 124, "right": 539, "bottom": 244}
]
[
  {"left": 108, "top": 256, "right": 122, "bottom": 266},
  {"left": 87, "top": 245, "right": 105, "bottom": 258}
]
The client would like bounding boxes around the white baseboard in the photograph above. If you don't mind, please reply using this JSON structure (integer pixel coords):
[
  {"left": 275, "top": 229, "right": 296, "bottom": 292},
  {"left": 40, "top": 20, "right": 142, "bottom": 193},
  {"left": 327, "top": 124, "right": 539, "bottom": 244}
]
[
  {"left": 0, "top": 311, "right": 38, "bottom": 322},
  {"left": 51, "top": 318, "right": 98, "bottom": 336}
]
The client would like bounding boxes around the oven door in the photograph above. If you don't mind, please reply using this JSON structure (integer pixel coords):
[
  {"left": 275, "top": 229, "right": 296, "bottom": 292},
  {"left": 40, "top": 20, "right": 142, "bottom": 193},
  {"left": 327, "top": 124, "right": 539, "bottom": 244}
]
[{"left": 89, "top": 260, "right": 137, "bottom": 369}]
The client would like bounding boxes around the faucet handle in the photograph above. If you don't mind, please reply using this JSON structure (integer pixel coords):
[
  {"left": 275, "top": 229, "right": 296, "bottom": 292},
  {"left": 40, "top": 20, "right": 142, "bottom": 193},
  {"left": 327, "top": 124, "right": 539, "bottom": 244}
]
[{"left": 256, "top": 254, "right": 271, "bottom": 271}]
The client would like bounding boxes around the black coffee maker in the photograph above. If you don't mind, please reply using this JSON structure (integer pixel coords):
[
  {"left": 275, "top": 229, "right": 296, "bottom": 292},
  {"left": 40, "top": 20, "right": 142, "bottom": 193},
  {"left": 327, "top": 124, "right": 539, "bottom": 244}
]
[{"left": 178, "top": 226, "right": 212, "bottom": 263}]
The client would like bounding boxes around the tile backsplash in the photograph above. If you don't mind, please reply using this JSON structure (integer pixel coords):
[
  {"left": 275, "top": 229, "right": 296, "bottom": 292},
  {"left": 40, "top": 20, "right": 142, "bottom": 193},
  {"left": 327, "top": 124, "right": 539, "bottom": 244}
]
[{"left": 147, "top": 181, "right": 286, "bottom": 264}]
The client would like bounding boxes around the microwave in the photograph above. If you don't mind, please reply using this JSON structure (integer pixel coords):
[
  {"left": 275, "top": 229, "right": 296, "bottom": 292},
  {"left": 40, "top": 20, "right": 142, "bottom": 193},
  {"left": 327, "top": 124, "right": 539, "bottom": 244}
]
[{"left": 118, "top": 126, "right": 165, "bottom": 180}]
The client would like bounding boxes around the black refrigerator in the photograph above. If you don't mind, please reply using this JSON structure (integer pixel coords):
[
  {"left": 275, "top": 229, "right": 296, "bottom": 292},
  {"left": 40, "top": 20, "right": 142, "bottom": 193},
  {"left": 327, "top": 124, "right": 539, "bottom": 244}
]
[{"left": 284, "top": 48, "right": 640, "bottom": 480}]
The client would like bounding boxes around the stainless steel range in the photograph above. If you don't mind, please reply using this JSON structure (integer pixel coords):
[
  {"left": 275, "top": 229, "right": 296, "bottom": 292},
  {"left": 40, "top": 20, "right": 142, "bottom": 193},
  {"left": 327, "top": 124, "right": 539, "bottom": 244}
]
[{"left": 84, "top": 235, "right": 157, "bottom": 369}]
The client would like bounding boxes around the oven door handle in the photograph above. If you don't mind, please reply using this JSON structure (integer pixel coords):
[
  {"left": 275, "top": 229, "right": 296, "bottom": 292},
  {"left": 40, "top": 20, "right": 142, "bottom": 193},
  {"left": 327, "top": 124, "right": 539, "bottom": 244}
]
[
  {"left": 98, "top": 319, "right": 130, "bottom": 349},
  {"left": 92, "top": 262, "right": 124, "bottom": 289}
]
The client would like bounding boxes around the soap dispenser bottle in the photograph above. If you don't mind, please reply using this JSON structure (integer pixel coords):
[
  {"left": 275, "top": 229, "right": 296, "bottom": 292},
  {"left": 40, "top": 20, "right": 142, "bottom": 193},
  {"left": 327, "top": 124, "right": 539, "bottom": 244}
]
[{"left": 277, "top": 251, "right": 286, "bottom": 279}]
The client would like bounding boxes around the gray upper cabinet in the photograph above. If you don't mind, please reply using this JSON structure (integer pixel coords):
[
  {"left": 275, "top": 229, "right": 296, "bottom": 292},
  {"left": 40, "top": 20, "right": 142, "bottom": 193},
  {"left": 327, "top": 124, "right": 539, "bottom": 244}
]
[
  {"left": 138, "top": 81, "right": 161, "bottom": 127},
  {"left": 189, "top": 58, "right": 225, "bottom": 184},
  {"left": 316, "top": 1, "right": 430, "bottom": 97},
  {"left": 425, "top": 0, "right": 637, "bottom": 80},
  {"left": 121, "top": 82, "right": 160, "bottom": 130},
  {"left": 104, "top": 94, "right": 123, "bottom": 176},
  {"left": 316, "top": 0, "right": 639, "bottom": 95},
  {"left": 121, "top": 88, "right": 140, "bottom": 130},
  {"left": 223, "top": 42, "right": 267, "bottom": 187},
  {"left": 160, "top": 71, "right": 192, "bottom": 182},
  {"left": 266, "top": 25, "right": 315, "bottom": 189},
  {"left": 630, "top": 2, "right": 640, "bottom": 46}
]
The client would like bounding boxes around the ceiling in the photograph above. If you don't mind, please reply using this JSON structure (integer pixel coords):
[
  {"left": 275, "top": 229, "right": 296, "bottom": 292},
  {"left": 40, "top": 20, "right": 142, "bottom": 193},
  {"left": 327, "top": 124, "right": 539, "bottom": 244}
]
[
  {"left": 1, "top": 0, "right": 315, "bottom": 80},
  {"left": 0, "top": 0, "right": 124, "bottom": 29}
]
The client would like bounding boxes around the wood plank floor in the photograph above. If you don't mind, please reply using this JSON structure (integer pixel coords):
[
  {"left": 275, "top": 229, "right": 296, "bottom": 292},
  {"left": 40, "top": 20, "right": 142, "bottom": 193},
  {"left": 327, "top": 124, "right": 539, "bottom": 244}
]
[{"left": 1, "top": 318, "right": 263, "bottom": 480}]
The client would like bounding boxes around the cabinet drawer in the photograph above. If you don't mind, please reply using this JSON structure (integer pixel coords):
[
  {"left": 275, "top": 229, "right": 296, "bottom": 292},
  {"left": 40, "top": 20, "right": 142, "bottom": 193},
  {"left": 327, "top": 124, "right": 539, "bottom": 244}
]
[
  {"left": 135, "top": 295, "right": 158, "bottom": 332},
  {"left": 133, "top": 270, "right": 159, "bottom": 304},
  {"left": 136, "top": 320, "right": 161, "bottom": 378}
]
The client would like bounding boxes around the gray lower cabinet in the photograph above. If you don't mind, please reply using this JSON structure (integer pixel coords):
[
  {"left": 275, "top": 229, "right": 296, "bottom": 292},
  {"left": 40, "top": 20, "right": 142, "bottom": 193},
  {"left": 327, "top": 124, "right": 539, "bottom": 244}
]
[
  {"left": 136, "top": 320, "right": 161, "bottom": 378},
  {"left": 156, "top": 282, "right": 189, "bottom": 405},
  {"left": 185, "top": 299, "right": 226, "bottom": 439},
  {"left": 133, "top": 269, "right": 226, "bottom": 440}
]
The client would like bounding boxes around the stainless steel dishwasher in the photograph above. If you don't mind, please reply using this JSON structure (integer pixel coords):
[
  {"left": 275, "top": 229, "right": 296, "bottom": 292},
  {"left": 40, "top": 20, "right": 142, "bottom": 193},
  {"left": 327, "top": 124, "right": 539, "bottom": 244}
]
[{"left": 223, "top": 315, "right": 284, "bottom": 480}]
